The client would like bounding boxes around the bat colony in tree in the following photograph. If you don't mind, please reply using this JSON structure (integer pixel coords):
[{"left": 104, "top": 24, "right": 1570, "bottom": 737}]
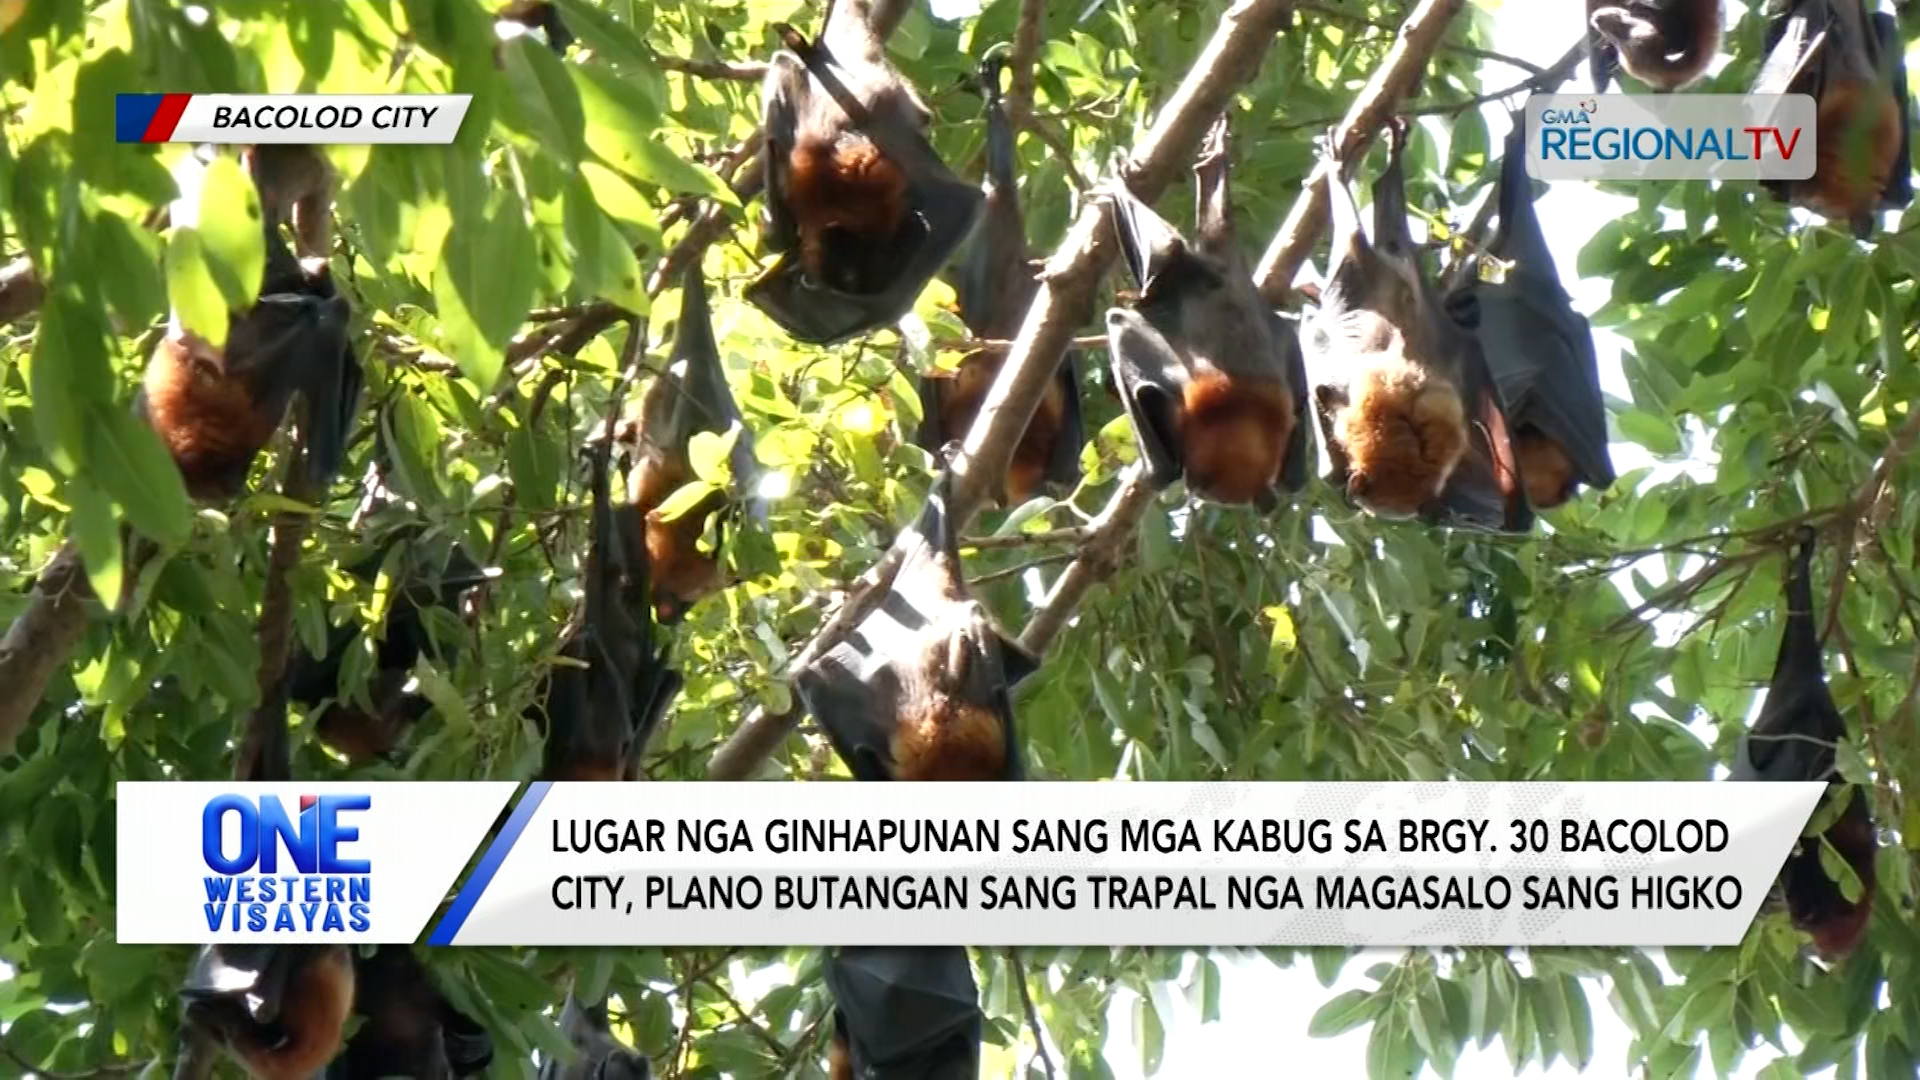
[{"left": 85, "top": 0, "right": 1900, "bottom": 1074}]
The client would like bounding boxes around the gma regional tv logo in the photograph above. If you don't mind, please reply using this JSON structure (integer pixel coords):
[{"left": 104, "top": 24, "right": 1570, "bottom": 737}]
[
  {"left": 201, "top": 793, "right": 372, "bottom": 934},
  {"left": 1524, "top": 93, "right": 1817, "bottom": 182}
]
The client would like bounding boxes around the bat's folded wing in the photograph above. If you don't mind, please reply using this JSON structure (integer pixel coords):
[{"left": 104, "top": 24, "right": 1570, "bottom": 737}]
[
  {"left": 1103, "top": 307, "right": 1189, "bottom": 489},
  {"left": 828, "top": 946, "right": 982, "bottom": 1075},
  {"left": 1473, "top": 282, "right": 1616, "bottom": 491}
]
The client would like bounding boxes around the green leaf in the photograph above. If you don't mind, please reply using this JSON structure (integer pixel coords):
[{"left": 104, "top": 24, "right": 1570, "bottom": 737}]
[
  {"left": 85, "top": 406, "right": 192, "bottom": 547},
  {"left": 28, "top": 294, "right": 114, "bottom": 475},
  {"left": 165, "top": 228, "right": 230, "bottom": 349},
  {"left": 1556, "top": 975, "right": 1594, "bottom": 1070},
  {"left": 1133, "top": 993, "right": 1164, "bottom": 1075},
  {"left": 500, "top": 35, "right": 587, "bottom": 165},
  {"left": 688, "top": 428, "right": 741, "bottom": 485},
  {"left": 68, "top": 478, "right": 123, "bottom": 608},
  {"left": 1616, "top": 408, "right": 1682, "bottom": 455},
  {"left": 1307, "top": 989, "right": 1379, "bottom": 1039},
  {"left": 195, "top": 154, "right": 266, "bottom": 309},
  {"left": 653, "top": 480, "right": 720, "bottom": 524},
  {"left": 433, "top": 186, "right": 538, "bottom": 388}
]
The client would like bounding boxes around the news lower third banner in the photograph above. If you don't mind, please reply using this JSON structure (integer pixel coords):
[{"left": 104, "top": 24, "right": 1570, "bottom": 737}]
[
  {"left": 117, "top": 781, "right": 1825, "bottom": 948},
  {"left": 115, "top": 94, "right": 471, "bottom": 144}
]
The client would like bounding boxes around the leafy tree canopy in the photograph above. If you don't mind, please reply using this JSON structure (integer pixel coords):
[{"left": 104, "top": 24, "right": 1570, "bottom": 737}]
[{"left": 0, "top": 0, "right": 1914, "bottom": 1077}]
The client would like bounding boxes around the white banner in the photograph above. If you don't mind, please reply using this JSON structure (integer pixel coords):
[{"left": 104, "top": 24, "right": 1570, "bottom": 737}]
[
  {"left": 115, "top": 782, "right": 517, "bottom": 944},
  {"left": 1524, "top": 93, "right": 1818, "bottom": 181},
  {"left": 116, "top": 94, "right": 471, "bottom": 144},
  {"left": 428, "top": 782, "right": 1824, "bottom": 947}
]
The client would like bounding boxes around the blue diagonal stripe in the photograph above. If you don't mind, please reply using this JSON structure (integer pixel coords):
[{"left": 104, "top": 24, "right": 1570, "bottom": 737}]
[
  {"left": 426, "top": 781, "right": 551, "bottom": 946},
  {"left": 114, "top": 94, "right": 162, "bottom": 143}
]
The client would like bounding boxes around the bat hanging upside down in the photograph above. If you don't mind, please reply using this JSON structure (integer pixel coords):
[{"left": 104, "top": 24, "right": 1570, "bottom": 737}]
[
  {"left": 824, "top": 946, "right": 982, "bottom": 1079},
  {"left": 1099, "top": 114, "right": 1309, "bottom": 509},
  {"left": 536, "top": 418, "right": 682, "bottom": 783},
  {"left": 746, "top": 0, "right": 984, "bottom": 344},
  {"left": 1307, "top": 119, "right": 1531, "bottom": 533},
  {"left": 140, "top": 174, "right": 362, "bottom": 503},
  {"left": 917, "top": 54, "right": 1085, "bottom": 508},
  {"left": 1730, "top": 528, "right": 1879, "bottom": 959},
  {"left": 1586, "top": 0, "right": 1722, "bottom": 93},
  {"left": 794, "top": 472, "right": 1039, "bottom": 781},
  {"left": 1751, "top": 0, "right": 1913, "bottom": 236},
  {"left": 621, "top": 265, "right": 762, "bottom": 625},
  {"left": 1445, "top": 113, "right": 1616, "bottom": 511}
]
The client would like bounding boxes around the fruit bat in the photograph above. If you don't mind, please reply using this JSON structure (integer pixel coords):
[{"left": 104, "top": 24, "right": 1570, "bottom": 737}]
[
  {"left": 139, "top": 212, "right": 363, "bottom": 503},
  {"left": 795, "top": 472, "right": 1038, "bottom": 781},
  {"left": 745, "top": 0, "right": 985, "bottom": 345},
  {"left": 625, "top": 265, "right": 761, "bottom": 625},
  {"left": 498, "top": 0, "right": 574, "bottom": 54},
  {"left": 1751, "top": 0, "right": 1913, "bottom": 236},
  {"left": 243, "top": 144, "right": 335, "bottom": 260},
  {"left": 328, "top": 946, "right": 493, "bottom": 1080},
  {"left": 1100, "top": 115, "right": 1310, "bottom": 509},
  {"left": 915, "top": 54, "right": 1084, "bottom": 507},
  {"left": 180, "top": 945, "right": 358, "bottom": 1080},
  {"left": 1586, "top": 0, "right": 1722, "bottom": 92},
  {"left": 540, "top": 996, "right": 654, "bottom": 1080},
  {"left": 1307, "top": 120, "right": 1532, "bottom": 533},
  {"left": 1731, "top": 529, "right": 1878, "bottom": 958},
  {"left": 825, "top": 947, "right": 980, "bottom": 1080},
  {"left": 537, "top": 433, "right": 683, "bottom": 782},
  {"left": 287, "top": 535, "right": 488, "bottom": 764},
  {"left": 1444, "top": 116, "right": 1617, "bottom": 511}
]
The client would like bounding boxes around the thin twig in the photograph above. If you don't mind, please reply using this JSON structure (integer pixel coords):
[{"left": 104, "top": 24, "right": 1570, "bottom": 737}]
[
  {"left": 1822, "top": 406, "right": 1920, "bottom": 639},
  {"left": 1005, "top": 947, "right": 1058, "bottom": 1080},
  {"left": 960, "top": 526, "right": 1095, "bottom": 550},
  {"left": 653, "top": 54, "right": 770, "bottom": 81},
  {"left": 1292, "top": 1, "right": 1545, "bottom": 75}
]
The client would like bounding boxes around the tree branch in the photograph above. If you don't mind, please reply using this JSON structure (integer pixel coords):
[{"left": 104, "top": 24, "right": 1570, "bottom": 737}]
[
  {"left": 706, "top": 0, "right": 1304, "bottom": 779},
  {"left": 653, "top": 54, "right": 769, "bottom": 81},
  {"left": 0, "top": 541, "right": 98, "bottom": 756},
  {"left": 1254, "top": 0, "right": 1471, "bottom": 301},
  {"left": 1005, "top": 0, "right": 1046, "bottom": 129},
  {"left": 1006, "top": 947, "right": 1058, "bottom": 1080}
]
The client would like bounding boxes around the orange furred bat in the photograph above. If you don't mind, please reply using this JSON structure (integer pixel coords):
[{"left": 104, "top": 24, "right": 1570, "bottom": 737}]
[
  {"left": 794, "top": 473, "right": 1038, "bottom": 782},
  {"left": 1753, "top": 0, "right": 1913, "bottom": 236},
  {"left": 624, "top": 265, "right": 761, "bottom": 625},
  {"left": 140, "top": 200, "right": 362, "bottom": 503},
  {"left": 287, "top": 535, "right": 487, "bottom": 765},
  {"left": 1307, "top": 120, "right": 1531, "bottom": 534},
  {"left": 747, "top": 0, "right": 983, "bottom": 344},
  {"left": 535, "top": 418, "right": 682, "bottom": 783},
  {"left": 1100, "top": 116, "right": 1310, "bottom": 509},
  {"left": 916, "top": 54, "right": 1084, "bottom": 507},
  {"left": 329, "top": 946, "right": 493, "bottom": 1079},
  {"left": 1445, "top": 115, "right": 1616, "bottom": 512}
]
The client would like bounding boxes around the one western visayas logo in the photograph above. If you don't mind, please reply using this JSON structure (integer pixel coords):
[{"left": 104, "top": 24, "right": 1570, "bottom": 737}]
[{"left": 201, "top": 793, "right": 372, "bottom": 933}]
